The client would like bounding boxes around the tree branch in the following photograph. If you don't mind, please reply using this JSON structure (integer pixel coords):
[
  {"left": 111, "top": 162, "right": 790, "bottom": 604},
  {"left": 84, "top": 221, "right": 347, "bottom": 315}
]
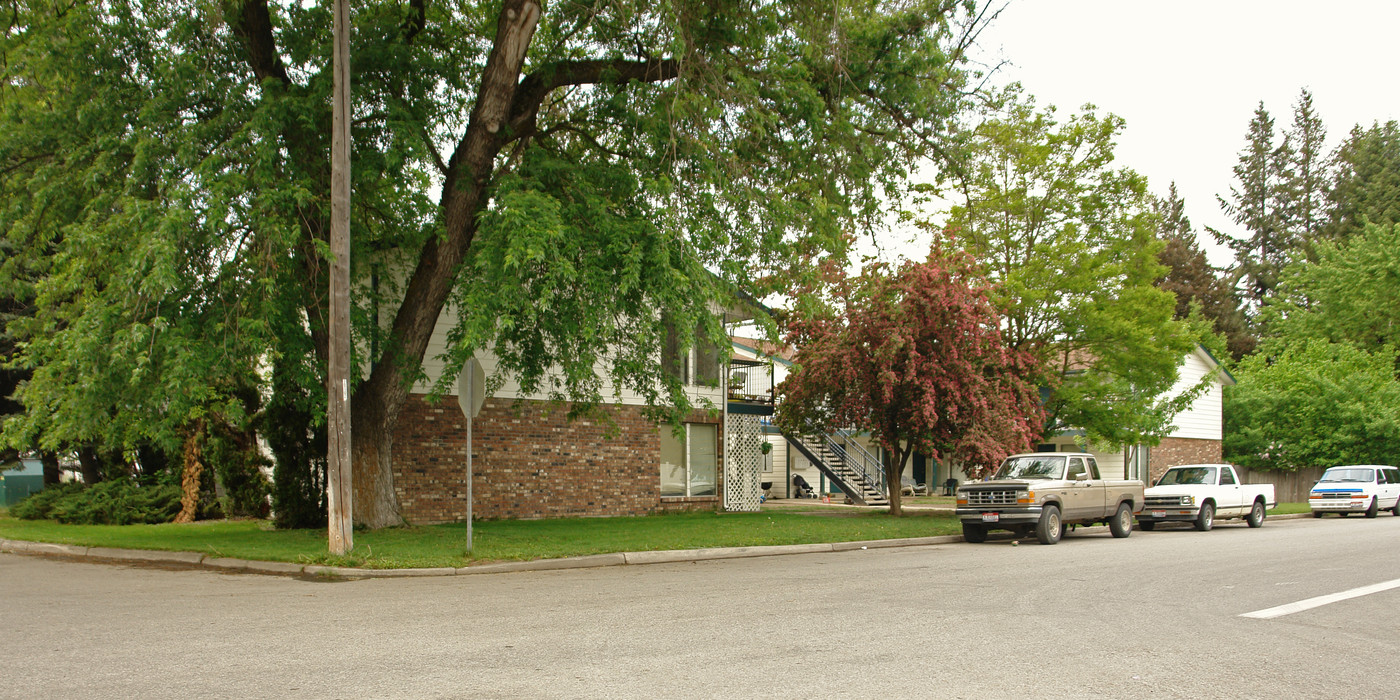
[
  {"left": 230, "top": 0, "right": 290, "bottom": 85},
  {"left": 506, "top": 57, "right": 679, "bottom": 141}
]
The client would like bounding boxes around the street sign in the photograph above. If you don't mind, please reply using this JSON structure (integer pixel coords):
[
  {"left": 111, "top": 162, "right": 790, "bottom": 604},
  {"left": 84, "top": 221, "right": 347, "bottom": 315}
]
[{"left": 457, "top": 357, "right": 485, "bottom": 418}]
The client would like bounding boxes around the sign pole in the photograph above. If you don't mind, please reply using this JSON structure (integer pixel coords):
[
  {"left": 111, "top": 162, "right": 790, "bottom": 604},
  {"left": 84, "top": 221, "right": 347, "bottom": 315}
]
[{"left": 457, "top": 358, "right": 485, "bottom": 554}]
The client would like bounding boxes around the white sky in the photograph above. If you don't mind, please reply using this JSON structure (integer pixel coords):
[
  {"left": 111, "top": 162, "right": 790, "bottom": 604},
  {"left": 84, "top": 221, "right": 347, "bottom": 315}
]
[{"left": 874, "top": 0, "right": 1400, "bottom": 268}]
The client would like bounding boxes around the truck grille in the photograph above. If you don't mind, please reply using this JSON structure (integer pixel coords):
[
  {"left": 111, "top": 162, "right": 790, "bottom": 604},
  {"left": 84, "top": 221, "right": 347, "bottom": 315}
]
[
  {"left": 1312, "top": 492, "right": 1357, "bottom": 500},
  {"left": 965, "top": 489, "right": 1019, "bottom": 506},
  {"left": 1145, "top": 496, "right": 1183, "bottom": 507}
]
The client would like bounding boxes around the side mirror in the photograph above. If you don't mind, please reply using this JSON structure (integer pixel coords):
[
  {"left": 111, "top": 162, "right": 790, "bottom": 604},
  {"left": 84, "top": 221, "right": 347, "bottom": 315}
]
[{"left": 1074, "top": 472, "right": 1089, "bottom": 481}]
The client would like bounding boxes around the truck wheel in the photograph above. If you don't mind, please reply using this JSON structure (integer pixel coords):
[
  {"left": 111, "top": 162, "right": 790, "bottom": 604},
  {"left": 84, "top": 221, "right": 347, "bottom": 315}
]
[
  {"left": 1246, "top": 500, "right": 1266, "bottom": 528},
  {"left": 1392, "top": 498, "right": 1400, "bottom": 516},
  {"left": 1035, "top": 505, "right": 1062, "bottom": 545},
  {"left": 1313, "top": 510, "right": 1324, "bottom": 518},
  {"left": 1138, "top": 520, "right": 1156, "bottom": 531},
  {"left": 962, "top": 523, "right": 988, "bottom": 543},
  {"left": 1365, "top": 497, "right": 1379, "bottom": 518},
  {"left": 1109, "top": 502, "right": 1133, "bottom": 538},
  {"left": 1194, "top": 502, "right": 1215, "bottom": 531}
]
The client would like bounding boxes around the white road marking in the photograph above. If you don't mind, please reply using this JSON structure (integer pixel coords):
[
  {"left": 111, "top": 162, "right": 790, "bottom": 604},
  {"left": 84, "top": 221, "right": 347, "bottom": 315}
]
[{"left": 1240, "top": 578, "right": 1400, "bottom": 619}]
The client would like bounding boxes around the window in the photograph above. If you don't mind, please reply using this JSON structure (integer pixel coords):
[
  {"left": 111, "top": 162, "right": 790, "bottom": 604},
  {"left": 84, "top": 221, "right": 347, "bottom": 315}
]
[
  {"left": 1220, "top": 467, "right": 1237, "bottom": 485},
  {"left": 660, "top": 322, "right": 720, "bottom": 387},
  {"left": 1086, "top": 457, "right": 1101, "bottom": 480},
  {"left": 1068, "top": 458, "right": 1087, "bottom": 480},
  {"left": 660, "top": 423, "right": 717, "bottom": 497}
]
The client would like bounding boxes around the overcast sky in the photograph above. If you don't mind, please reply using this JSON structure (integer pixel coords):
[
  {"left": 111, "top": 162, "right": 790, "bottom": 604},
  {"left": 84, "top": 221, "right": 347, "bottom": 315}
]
[{"left": 879, "top": 0, "right": 1400, "bottom": 268}]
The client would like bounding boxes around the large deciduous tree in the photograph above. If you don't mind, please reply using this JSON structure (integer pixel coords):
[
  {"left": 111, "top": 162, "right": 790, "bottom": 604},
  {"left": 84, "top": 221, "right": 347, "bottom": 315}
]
[
  {"left": 1, "top": 1, "right": 991, "bottom": 527},
  {"left": 938, "top": 89, "right": 1202, "bottom": 450},
  {"left": 1262, "top": 222, "right": 1400, "bottom": 356},
  {"left": 775, "top": 241, "right": 1043, "bottom": 515},
  {"left": 1224, "top": 339, "right": 1400, "bottom": 472}
]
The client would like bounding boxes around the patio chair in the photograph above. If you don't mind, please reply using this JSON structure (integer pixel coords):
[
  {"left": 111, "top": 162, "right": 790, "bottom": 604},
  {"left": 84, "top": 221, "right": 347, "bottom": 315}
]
[{"left": 901, "top": 477, "right": 928, "bottom": 497}]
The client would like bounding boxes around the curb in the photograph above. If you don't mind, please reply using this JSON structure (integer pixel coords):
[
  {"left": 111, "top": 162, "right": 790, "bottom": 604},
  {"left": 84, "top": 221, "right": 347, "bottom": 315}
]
[
  {"left": 0, "top": 533, "right": 961, "bottom": 579},
  {"left": 0, "top": 512, "right": 1314, "bottom": 580}
]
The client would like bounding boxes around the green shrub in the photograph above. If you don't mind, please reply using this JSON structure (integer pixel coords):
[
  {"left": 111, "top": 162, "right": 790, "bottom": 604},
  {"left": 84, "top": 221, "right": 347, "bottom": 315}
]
[
  {"left": 10, "top": 482, "right": 86, "bottom": 520},
  {"left": 13, "top": 480, "right": 181, "bottom": 525}
]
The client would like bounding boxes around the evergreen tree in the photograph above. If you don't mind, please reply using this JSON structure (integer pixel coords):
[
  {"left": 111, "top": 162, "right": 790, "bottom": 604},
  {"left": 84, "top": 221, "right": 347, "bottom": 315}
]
[
  {"left": 1325, "top": 121, "right": 1400, "bottom": 239},
  {"left": 1213, "top": 103, "right": 1292, "bottom": 307},
  {"left": 1280, "top": 89, "right": 1330, "bottom": 257},
  {"left": 1153, "top": 184, "right": 1254, "bottom": 359}
]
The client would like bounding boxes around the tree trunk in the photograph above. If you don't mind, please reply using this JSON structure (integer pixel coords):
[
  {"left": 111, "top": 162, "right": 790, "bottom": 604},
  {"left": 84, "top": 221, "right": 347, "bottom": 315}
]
[
  {"left": 77, "top": 446, "right": 103, "bottom": 484},
  {"left": 174, "top": 423, "right": 205, "bottom": 524},
  {"left": 885, "top": 445, "right": 914, "bottom": 517},
  {"left": 40, "top": 451, "right": 61, "bottom": 485},
  {"left": 350, "top": 396, "right": 406, "bottom": 528}
]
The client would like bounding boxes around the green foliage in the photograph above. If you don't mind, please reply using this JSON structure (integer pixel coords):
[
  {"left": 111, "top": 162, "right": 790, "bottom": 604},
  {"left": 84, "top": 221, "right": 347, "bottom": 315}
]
[
  {"left": 263, "top": 357, "right": 327, "bottom": 529},
  {"left": 11, "top": 480, "right": 181, "bottom": 525},
  {"left": 1325, "top": 120, "right": 1400, "bottom": 239},
  {"left": 8, "top": 482, "right": 85, "bottom": 520},
  {"left": 939, "top": 88, "right": 1203, "bottom": 448},
  {"left": 1224, "top": 340, "right": 1400, "bottom": 472},
  {"left": 2, "top": 0, "right": 990, "bottom": 526},
  {"left": 1263, "top": 222, "right": 1400, "bottom": 353}
]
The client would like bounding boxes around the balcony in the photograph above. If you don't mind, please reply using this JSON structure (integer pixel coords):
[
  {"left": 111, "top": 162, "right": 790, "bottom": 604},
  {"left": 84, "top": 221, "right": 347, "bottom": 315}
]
[{"left": 727, "top": 357, "right": 774, "bottom": 415}]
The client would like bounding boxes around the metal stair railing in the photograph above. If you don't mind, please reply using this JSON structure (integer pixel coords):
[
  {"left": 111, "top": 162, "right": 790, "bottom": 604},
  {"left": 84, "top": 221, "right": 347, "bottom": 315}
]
[
  {"left": 832, "top": 429, "right": 888, "bottom": 497},
  {"left": 782, "top": 428, "right": 888, "bottom": 505}
]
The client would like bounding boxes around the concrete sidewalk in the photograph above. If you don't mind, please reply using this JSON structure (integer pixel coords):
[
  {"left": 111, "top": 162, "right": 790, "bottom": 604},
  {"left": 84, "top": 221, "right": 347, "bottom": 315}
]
[{"left": 0, "top": 511, "right": 1308, "bottom": 580}]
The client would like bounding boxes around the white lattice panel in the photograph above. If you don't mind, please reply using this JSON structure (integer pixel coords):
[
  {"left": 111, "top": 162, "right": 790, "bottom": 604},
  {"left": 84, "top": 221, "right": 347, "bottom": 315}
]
[{"left": 725, "top": 415, "right": 764, "bottom": 512}]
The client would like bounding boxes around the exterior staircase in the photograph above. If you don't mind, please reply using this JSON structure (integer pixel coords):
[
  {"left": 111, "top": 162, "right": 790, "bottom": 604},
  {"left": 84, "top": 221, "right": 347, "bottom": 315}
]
[{"left": 782, "top": 429, "right": 889, "bottom": 506}]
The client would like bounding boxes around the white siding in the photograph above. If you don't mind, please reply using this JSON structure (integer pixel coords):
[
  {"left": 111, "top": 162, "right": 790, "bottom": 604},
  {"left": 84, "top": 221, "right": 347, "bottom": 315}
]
[
  {"left": 1162, "top": 349, "right": 1226, "bottom": 441},
  {"left": 414, "top": 303, "right": 723, "bottom": 407}
]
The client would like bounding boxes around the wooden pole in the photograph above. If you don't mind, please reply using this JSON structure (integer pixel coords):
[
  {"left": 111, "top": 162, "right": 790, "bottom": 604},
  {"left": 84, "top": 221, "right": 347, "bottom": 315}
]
[{"left": 327, "top": 0, "right": 354, "bottom": 555}]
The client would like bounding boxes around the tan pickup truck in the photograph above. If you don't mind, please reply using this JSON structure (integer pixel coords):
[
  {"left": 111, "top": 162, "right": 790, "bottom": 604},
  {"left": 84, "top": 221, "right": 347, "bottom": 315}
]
[{"left": 956, "top": 452, "right": 1145, "bottom": 545}]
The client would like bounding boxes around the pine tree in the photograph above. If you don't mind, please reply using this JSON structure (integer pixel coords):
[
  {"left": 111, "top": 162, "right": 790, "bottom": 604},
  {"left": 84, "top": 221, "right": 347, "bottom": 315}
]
[
  {"left": 1153, "top": 184, "right": 1254, "bottom": 359},
  {"left": 1325, "top": 121, "right": 1400, "bottom": 239},
  {"left": 1280, "top": 89, "right": 1330, "bottom": 258},
  {"left": 1214, "top": 103, "right": 1293, "bottom": 307}
]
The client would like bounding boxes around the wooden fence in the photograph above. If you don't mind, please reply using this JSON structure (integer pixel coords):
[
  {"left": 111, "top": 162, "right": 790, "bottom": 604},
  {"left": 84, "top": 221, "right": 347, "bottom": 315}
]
[{"left": 1237, "top": 465, "right": 1328, "bottom": 503}]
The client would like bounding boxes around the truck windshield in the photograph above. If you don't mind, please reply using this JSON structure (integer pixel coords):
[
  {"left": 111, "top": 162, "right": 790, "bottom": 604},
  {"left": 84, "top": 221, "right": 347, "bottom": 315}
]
[
  {"left": 994, "top": 456, "right": 1065, "bottom": 480},
  {"left": 1156, "top": 467, "right": 1217, "bottom": 485},
  {"left": 1319, "top": 468, "right": 1374, "bottom": 483}
]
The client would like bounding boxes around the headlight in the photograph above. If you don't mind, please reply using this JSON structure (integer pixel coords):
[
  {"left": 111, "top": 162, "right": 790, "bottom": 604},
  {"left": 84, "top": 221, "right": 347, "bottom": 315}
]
[
  {"left": 1017, "top": 490, "right": 1035, "bottom": 505},
  {"left": 1179, "top": 495, "right": 1194, "bottom": 506}
]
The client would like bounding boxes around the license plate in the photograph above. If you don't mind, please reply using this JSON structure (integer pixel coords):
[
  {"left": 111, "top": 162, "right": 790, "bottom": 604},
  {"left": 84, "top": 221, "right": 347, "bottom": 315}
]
[
  {"left": 981, "top": 513, "right": 999, "bottom": 523},
  {"left": 1151, "top": 510, "right": 1165, "bottom": 518}
]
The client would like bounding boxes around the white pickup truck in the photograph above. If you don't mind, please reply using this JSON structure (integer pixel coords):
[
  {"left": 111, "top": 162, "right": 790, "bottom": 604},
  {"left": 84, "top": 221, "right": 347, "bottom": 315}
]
[{"left": 1138, "top": 463, "right": 1275, "bottom": 531}]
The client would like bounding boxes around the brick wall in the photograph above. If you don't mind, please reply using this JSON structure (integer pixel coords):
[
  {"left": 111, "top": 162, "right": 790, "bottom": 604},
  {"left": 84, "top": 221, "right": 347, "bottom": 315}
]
[
  {"left": 391, "top": 394, "right": 723, "bottom": 523},
  {"left": 1147, "top": 437, "right": 1223, "bottom": 484}
]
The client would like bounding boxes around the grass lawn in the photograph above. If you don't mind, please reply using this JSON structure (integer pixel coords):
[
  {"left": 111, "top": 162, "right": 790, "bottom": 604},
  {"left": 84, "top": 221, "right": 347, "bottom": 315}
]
[
  {"left": 0, "top": 509, "right": 962, "bottom": 569},
  {"left": 1270, "top": 502, "right": 1311, "bottom": 515}
]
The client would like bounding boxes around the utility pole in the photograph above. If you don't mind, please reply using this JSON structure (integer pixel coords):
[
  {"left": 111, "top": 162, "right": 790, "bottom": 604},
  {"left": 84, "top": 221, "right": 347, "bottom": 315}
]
[{"left": 327, "top": 0, "right": 354, "bottom": 554}]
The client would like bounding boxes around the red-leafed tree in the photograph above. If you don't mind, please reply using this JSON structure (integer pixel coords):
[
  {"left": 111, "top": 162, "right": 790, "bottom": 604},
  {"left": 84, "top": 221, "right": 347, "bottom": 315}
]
[{"left": 776, "top": 241, "right": 1045, "bottom": 515}]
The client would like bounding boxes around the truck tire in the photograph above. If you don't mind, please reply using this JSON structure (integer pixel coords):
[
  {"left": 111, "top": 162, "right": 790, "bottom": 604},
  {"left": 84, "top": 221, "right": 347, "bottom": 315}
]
[
  {"left": 1138, "top": 520, "right": 1156, "bottom": 531},
  {"left": 1194, "top": 502, "right": 1215, "bottom": 531},
  {"left": 1246, "top": 499, "right": 1266, "bottom": 528},
  {"left": 1393, "top": 498, "right": 1400, "bottom": 516},
  {"left": 1365, "top": 497, "right": 1379, "bottom": 518},
  {"left": 1036, "top": 505, "right": 1062, "bottom": 545},
  {"left": 962, "top": 523, "right": 988, "bottom": 543},
  {"left": 1313, "top": 510, "right": 1324, "bottom": 518},
  {"left": 1109, "top": 502, "right": 1133, "bottom": 538}
]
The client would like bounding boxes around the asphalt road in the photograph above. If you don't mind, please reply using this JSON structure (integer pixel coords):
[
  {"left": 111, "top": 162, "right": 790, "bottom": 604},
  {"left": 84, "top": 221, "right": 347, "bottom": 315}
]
[{"left": 5, "top": 514, "right": 1399, "bottom": 699}]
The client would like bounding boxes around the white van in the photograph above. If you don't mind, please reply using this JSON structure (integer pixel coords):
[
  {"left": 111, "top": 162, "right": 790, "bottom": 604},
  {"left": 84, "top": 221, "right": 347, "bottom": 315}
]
[{"left": 1309, "top": 465, "right": 1400, "bottom": 518}]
